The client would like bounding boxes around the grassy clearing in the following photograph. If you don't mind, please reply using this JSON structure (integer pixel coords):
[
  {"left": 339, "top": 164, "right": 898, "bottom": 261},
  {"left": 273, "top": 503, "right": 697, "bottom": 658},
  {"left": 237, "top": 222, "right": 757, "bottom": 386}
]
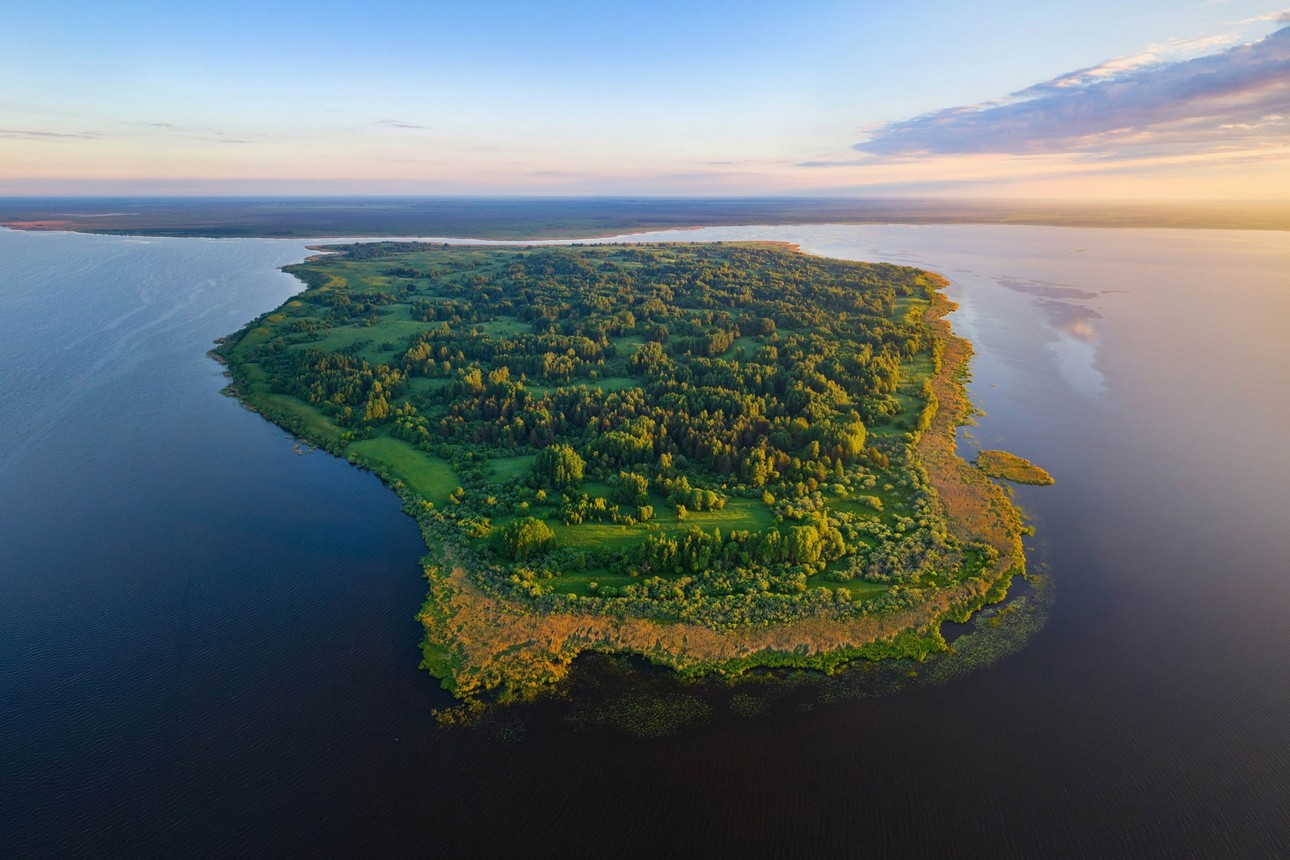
[
  {"left": 477, "top": 317, "right": 529, "bottom": 337},
  {"left": 653, "top": 496, "right": 775, "bottom": 533},
  {"left": 549, "top": 521, "right": 642, "bottom": 553},
  {"left": 545, "top": 494, "right": 777, "bottom": 559},
  {"left": 721, "top": 335, "right": 761, "bottom": 360},
  {"left": 489, "top": 454, "right": 536, "bottom": 482},
  {"left": 869, "top": 350, "right": 937, "bottom": 439},
  {"left": 406, "top": 376, "right": 448, "bottom": 396},
  {"left": 346, "top": 436, "right": 457, "bottom": 505},
  {"left": 893, "top": 295, "right": 930, "bottom": 325},
  {"left": 247, "top": 392, "right": 344, "bottom": 444},
  {"left": 589, "top": 376, "right": 639, "bottom": 392},
  {"left": 298, "top": 317, "right": 427, "bottom": 362},
  {"left": 811, "top": 577, "right": 887, "bottom": 599},
  {"left": 549, "top": 573, "right": 636, "bottom": 597}
]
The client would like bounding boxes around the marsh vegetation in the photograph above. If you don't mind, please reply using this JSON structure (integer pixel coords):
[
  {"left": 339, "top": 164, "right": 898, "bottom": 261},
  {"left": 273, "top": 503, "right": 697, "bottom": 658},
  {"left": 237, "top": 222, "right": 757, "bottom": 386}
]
[{"left": 976, "top": 450, "right": 1055, "bottom": 485}]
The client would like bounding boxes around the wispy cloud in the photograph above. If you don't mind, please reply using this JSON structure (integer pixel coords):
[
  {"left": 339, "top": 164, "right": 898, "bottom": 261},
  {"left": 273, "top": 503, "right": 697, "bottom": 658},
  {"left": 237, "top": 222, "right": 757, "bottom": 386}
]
[
  {"left": 0, "top": 128, "right": 101, "bottom": 139},
  {"left": 1230, "top": 8, "right": 1290, "bottom": 26},
  {"left": 797, "top": 159, "right": 868, "bottom": 168},
  {"left": 373, "top": 118, "right": 429, "bottom": 130},
  {"left": 852, "top": 25, "right": 1290, "bottom": 160},
  {"left": 113, "top": 120, "right": 267, "bottom": 145}
]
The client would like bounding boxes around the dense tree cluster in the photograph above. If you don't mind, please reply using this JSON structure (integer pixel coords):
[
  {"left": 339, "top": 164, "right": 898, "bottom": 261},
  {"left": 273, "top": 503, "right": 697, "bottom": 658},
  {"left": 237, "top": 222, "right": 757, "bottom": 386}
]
[
  {"left": 225, "top": 242, "right": 978, "bottom": 627},
  {"left": 260, "top": 347, "right": 406, "bottom": 426},
  {"left": 491, "top": 516, "right": 556, "bottom": 561},
  {"left": 533, "top": 443, "right": 585, "bottom": 489}
]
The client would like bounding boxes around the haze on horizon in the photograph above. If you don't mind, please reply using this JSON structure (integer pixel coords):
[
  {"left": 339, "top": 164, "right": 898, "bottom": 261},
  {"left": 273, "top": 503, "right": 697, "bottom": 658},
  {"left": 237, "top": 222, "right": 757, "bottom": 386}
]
[{"left": 3, "top": 0, "right": 1288, "bottom": 200}]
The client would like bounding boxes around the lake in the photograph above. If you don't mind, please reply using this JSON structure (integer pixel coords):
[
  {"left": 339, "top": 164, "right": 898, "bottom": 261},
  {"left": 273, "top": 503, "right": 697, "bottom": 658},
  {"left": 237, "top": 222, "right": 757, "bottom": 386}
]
[{"left": 2, "top": 224, "right": 1288, "bottom": 857}]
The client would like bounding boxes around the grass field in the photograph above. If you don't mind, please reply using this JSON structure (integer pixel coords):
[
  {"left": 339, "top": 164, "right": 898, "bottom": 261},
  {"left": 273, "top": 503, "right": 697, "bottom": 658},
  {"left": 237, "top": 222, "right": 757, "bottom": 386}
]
[
  {"left": 589, "top": 376, "right": 639, "bottom": 392},
  {"left": 478, "top": 317, "right": 529, "bottom": 337},
  {"left": 298, "top": 316, "right": 428, "bottom": 365},
  {"left": 488, "top": 454, "right": 536, "bottom": 482},
  {"left": 651, "top": 496, "right": 775, "bottom": 532},
  {"left": 548, "top": 573, "right": 636, "bottom": 598},
  {"left": 347, "top": 436, "right": 458, "bottom": 505},
  {"left": 246, "top": 390, "right": 345, "bottom": 444}
]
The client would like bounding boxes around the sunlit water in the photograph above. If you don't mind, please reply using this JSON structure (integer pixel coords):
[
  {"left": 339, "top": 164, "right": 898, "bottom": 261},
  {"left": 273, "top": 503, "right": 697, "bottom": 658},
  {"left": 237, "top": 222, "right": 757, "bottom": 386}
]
[{"left": 2, "top": 224, "right": 1288, "bottom": 857}]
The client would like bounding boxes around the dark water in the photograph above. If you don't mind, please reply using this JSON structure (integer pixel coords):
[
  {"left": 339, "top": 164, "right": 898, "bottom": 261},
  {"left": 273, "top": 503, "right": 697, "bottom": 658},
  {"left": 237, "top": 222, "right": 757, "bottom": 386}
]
[{"left": 3, "top": 225, "right": 1289, "bottom": 857}]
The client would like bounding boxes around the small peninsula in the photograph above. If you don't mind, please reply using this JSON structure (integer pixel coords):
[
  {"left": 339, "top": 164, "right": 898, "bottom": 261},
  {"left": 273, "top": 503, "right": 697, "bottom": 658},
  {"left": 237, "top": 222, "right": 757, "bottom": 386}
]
[
  {"left": 976, "top": 450, "right": 1055, "bottom": 485},
  {"left": 215, "top": 242, "right": 1031, "bottom": 700}
]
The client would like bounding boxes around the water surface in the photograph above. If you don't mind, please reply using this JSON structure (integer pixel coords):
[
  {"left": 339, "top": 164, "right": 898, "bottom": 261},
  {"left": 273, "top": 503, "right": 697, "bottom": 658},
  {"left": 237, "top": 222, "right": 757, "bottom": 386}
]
[{"left": 2, "top": 224, "right": 1288, "bottom": 857}]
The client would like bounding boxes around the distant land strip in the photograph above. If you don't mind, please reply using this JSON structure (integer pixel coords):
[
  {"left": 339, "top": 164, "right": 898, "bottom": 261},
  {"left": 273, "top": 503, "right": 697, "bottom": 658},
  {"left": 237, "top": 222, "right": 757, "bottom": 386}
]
[{"left": 1, "top": 196, "right": 1288, "bottom": 239}]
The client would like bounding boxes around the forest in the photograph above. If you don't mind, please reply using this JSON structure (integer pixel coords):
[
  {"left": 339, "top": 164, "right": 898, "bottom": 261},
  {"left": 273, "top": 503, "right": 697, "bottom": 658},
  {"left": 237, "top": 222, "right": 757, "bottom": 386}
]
[{"left": 216, "top": 242, "right": 1025, "bottom": 698}]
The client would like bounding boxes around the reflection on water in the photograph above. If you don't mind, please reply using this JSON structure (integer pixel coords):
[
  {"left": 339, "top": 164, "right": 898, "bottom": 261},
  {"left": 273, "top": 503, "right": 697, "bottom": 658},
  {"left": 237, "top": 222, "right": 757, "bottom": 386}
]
[
  {"left": 993, "top": 276, "right": 1108, "bottom": 396},
  {"left": 1047, "top": 308, "right": 1107, "bottom": 397},
  {"left": 452, "top": 562, "right": 1054, "bottom": 740}
]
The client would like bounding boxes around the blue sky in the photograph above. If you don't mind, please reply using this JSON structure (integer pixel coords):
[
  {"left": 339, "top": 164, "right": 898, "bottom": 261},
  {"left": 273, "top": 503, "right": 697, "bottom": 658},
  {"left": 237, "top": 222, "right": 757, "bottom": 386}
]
[{"left": 2, "top": 0, "right": 1287, "bottom": 197}]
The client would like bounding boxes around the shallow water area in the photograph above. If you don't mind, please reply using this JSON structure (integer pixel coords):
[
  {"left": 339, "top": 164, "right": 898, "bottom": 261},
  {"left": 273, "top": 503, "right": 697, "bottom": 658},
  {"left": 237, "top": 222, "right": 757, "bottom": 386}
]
[{"left": 3, "top": 224, "right": 1289, "bottom": 857}]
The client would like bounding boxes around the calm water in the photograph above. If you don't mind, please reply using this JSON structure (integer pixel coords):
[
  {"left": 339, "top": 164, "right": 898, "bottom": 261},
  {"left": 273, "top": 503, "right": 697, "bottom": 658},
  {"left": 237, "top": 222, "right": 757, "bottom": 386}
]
[{"left": 2, "top": 225, "right": 1288, "bottom": 857}]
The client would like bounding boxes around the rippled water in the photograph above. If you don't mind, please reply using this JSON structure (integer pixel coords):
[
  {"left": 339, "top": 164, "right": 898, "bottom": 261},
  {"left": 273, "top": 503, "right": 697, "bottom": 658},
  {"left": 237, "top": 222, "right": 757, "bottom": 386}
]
[{"left": 2, "top": 225, "right": 1288, "bottom": 857}]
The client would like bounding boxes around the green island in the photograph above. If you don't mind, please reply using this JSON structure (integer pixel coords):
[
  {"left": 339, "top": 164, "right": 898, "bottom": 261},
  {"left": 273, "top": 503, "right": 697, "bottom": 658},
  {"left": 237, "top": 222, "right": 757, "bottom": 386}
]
[
  {"left": 975, "top": 450, "right": 1055, "bottom": 485},
  {"left": 214, "top": 241, "right": 1033, "bottom": 701}
]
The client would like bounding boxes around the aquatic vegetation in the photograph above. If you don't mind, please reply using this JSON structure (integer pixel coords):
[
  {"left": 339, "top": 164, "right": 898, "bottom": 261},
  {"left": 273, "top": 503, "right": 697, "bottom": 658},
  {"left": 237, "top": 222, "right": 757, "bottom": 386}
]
[{"left": 976, "top": 450, "right": 1055, "bottom": 485}]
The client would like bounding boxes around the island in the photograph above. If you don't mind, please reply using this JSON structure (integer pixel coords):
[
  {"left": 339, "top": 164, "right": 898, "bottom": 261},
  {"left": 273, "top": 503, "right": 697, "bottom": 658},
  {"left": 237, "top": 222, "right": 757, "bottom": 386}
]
[{"left": 214, "top": 241, "right": 1033, "bottom": 701}]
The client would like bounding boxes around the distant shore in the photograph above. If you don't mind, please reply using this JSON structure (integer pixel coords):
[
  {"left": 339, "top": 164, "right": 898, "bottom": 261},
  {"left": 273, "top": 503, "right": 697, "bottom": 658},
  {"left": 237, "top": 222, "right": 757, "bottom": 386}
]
[{"left": 2, "top": 196, "right": 1287, "bottom": 240}]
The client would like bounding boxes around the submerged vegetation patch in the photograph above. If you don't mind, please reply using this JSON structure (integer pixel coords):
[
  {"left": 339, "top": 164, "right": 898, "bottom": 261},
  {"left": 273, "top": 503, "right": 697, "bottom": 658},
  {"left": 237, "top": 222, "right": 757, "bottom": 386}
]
[
  {"left": 975, "top": 450, "right": 1055, "bottom": 485},
  {"left": 442, "top": 567, "right": 1054, "bottom": 738},
  {"left": 215, "top": 241, "right": 1036, "bottom": 701}
]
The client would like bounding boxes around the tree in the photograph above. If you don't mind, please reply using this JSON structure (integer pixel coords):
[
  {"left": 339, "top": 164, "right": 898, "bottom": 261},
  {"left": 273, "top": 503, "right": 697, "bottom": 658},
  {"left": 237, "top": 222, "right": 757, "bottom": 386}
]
[
  {"left": 492, "top": 516, "right": 556, "bottom": 561},
  {"left": 532, "top": 443, "right": 584, "bottom": 489},
  {"left": 613, "top": 471, "right": 650, "bottom": 506}
]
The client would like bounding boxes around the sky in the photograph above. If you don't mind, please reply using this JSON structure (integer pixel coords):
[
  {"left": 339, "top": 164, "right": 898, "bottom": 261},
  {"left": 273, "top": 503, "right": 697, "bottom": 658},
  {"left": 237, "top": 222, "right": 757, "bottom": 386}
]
[{"left": 2, "top": 0, "right": 1288, "bottom": 198}]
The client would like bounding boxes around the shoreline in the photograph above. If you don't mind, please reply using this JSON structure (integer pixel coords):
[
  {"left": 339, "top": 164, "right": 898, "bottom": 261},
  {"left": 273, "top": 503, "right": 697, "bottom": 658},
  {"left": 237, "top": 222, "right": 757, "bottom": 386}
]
[
  {"left": 7, "top": 204, "right": 1290, "bottom": 242},
  {"left": 410, "top": 272, "right": 1025, "bottom": 701},
  {"left": 215, "top": 242, "right": 1029, "bottom": 702}
]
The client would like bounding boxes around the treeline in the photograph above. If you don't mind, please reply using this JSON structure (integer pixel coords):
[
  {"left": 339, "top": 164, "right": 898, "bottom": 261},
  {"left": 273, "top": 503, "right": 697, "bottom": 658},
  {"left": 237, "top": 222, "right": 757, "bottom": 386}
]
[{"left": 260, "top": 346, "right": 405, "bottom": 425}]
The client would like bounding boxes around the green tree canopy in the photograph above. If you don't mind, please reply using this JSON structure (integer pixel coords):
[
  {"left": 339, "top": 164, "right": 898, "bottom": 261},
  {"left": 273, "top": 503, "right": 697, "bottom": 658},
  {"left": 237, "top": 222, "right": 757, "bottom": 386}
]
[
  {"left": 492, "top": 516, "right": 557, "bottom": 561},
  {"left": 532, "top": 443, "right": 585, "bottom": 489}
]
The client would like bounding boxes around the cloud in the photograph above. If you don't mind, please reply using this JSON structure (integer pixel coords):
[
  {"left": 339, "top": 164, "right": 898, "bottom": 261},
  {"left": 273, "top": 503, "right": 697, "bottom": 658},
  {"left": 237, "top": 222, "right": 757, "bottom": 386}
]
[
  {"left": 0, "top": 128, "right": 101, "bottom": 139},
  {"left": 1230, "top": 8, "right": 1290, "bottom": 26},
  {"left": 797, "top": 158, "right": 869, "bottom": 168},
  {"left": 373, "top": 118, "right": 429, "bottom": 130},
  {"left": 853, "top": 25, "right": 1290, "bottom": 160}
]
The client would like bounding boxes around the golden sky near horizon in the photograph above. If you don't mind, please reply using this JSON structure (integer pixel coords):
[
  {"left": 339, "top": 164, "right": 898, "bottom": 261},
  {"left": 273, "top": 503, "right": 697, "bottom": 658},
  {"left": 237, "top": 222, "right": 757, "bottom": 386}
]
[{"left": 2, "top": 1, "right": 1288, "bottom": 199}]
